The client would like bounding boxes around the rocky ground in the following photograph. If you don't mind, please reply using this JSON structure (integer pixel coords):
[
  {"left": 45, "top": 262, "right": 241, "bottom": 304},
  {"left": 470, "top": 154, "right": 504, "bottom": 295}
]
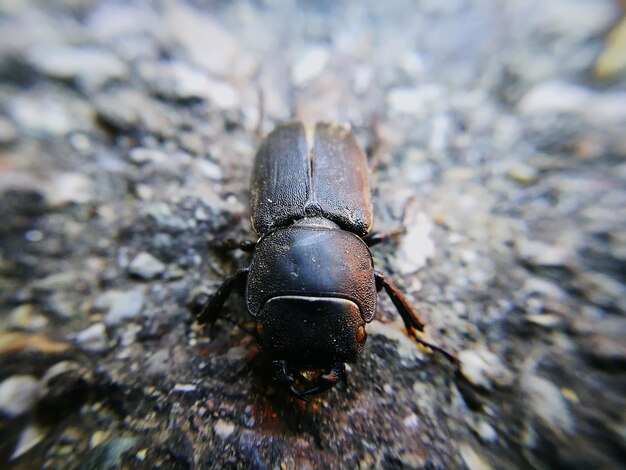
[{"left": 0, "top": 0, "right": 625, "bottom": 468}]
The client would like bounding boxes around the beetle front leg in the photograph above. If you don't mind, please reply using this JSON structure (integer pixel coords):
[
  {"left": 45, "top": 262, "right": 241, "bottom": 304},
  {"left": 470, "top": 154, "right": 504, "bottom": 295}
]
[
  {"left": 190, "top": 268, "right": 249, "bottom": 325},
  {"left": 362, "top": 228, "right": 406, "bottom": 247},
  {"left": 301, "top": 363, "right": 346, "bottom": 397},
  {"left": 272, "top": 360, "right": 308, "bottom": 402},
  {"left": 213, "top": 238, "right": 256, "bottom": 253},
  {"left": 375, "top": 271, "right": 459, "bottom": 367}
]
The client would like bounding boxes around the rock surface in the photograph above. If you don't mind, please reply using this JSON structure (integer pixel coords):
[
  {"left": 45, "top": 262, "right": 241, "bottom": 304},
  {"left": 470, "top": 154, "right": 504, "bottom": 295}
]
[{"left": 0, "top": 0, "right": 624, "bottom": 469}]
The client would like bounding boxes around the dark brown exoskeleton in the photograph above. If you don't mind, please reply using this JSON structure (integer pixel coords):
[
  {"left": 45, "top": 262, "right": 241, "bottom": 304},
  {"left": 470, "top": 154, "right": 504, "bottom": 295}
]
[{"left": 191, "top": 122, "right": 457, "bottom": 400}]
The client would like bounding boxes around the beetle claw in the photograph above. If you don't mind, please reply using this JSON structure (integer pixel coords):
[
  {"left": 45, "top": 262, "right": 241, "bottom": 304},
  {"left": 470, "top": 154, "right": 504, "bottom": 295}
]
[
  {"left": 289, "top": 386, "right": 310, "bottom": 402},
  {"left": 301, "top": 363, "right": 345, "bottom": 397},
  {"left": 273, "top": 360, "right": 309, "bottom": 401}
]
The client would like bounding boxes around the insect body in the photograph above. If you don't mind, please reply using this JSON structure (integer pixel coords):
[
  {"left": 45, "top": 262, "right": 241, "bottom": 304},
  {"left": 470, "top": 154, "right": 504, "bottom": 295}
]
[{"left": 192, "top": 122, "right": 456, "bottom": 399}]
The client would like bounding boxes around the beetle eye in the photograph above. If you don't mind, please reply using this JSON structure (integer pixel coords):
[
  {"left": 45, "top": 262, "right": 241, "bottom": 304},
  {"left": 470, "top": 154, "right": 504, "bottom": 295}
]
[{"left": 356, "top": 325, "right": 366, "bottom": 343}]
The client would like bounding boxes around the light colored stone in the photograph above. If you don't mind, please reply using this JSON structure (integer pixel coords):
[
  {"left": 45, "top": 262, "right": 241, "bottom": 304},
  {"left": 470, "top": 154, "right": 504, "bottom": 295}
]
[
  {"left": 9, "top": 93, "right": 86, "bottom": 136},
  {"left": 8, "top": 304, "right": 48, "bottom": 331},
  {"left": 522, "top": 373, "right": 574, "bottom": 436},
  {"left": 172, "top": 383, "right": 197, "bottom": 393},
  {"left": 387, "top": 85, "right": 445, "bottom": 115},
  {"left": 214, "top": 419, "right": 236, "bottom": 439},
  {"left": 395, "top": 211, "right": 435, "bottom": 274},
  {"left": 137, "top": 60, "right": 239, "bottom": 109},
  {"left": 403, "top": 413, "right": 419, "bottom": 429},
  {"left": 474, "top": 420, "right": 497, "bottom": 443},
  {"left": 195, "top": 159, "right": 223, "bottom": 181},
  {"left": 0, "top": 375, "right": 39, "bottom": 417},
  {"left": 0, "top": 115, "right": 18, "bottom": 144},
  {"left": 128, "top": 252, "right": 166, "bottom": 279},
  {"left": 74, "top": 323, "right": 108, "bottom": 352},
  {"left": 367, "top": 318, "right": 421, "bottom": 360},
  {"left": 292, "top": 47, "right": 329, "bottom": 86},
  {"left": 507, "top": 162, "right": 538, "bottom": 185},
  {"left": 45, "top": 173, "right": 95, "bottom": 206},
  {"left": 516, "top": 239, "right": 570, "bottom": 267},
  {"left": 94, "top": 289, "right": 145, "bottom": 325},
  {"left": 165, "top": 2, "right": 256, "bottom": 80},
  {"left": 519, "top": 80, "right": 626, "bottom": 123},
  {"left": 458, "top": 349, "right": 514, "bottom": 390},
  {"left": 11, "top": 424, "right": 46, "bottom": 460},
  {"left": 26, "top": 46, "right": 126, "bottom": 89},
  {"left": 459, "top": 443, "right": 492, "bottom": 470},
  {"left": 129, "top": 147, "right": 168, "bottom": 165}
]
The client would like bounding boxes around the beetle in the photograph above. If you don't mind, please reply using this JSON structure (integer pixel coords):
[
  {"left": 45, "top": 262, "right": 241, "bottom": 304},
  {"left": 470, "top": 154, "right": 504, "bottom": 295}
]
[{"left": 191, "top": 122, "right": 457, "bottom": 400}]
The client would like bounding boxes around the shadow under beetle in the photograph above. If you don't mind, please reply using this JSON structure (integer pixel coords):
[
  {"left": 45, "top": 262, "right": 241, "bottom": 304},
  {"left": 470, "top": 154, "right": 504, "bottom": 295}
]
[{"left": 191, "top": 122, "right": 458, "bottom": 400}]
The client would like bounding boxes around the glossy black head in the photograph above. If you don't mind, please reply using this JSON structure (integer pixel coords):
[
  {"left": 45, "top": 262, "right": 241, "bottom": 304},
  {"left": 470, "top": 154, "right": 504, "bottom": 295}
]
[{"left": 256, "top": 296, "right": 367, "bottom": 369}]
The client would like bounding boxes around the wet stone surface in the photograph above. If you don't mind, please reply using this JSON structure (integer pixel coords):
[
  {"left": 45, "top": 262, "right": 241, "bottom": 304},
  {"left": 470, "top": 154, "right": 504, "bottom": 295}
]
[{"left": 0, "top": 0, "right": 625, "bottom": 469}]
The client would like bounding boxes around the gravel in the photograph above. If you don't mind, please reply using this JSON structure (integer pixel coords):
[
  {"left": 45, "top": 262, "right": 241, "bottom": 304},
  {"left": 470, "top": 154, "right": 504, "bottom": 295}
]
[{"left": 0, "top": 0, "right": 624, "bottom": 468}]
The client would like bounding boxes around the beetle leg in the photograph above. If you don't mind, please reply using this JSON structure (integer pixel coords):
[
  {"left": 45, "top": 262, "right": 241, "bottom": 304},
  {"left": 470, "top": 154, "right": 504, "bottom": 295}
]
[
  {"left": 362, "top": 228, "right": 406, "bottom": 247},
  {"left": 214, "top": 238, "right": 256, "bottom": 253},
  {"left": 375, "top": 271, "right": 424, "bottom": 331},
  {"left": 301, "top": 363, "right": 345, "bottom": 397},
  {"left": 191, "top": 268, "right": 249, "bottom": 325},
  {"left": 272, "top": 360, "right": 309, "bottom": 402},
  {"left": 375, "top": 271, "right": 459, "bottom": 367}
]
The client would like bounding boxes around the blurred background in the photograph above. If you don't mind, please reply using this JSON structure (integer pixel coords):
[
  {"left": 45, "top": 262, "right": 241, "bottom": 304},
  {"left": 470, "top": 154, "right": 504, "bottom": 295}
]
[{"left": 0, "top": 0, "right": 624, "bottom": 468}]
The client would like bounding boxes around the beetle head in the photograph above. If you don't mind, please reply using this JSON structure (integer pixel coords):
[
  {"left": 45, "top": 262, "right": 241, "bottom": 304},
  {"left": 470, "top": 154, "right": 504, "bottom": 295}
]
[{"left": 256, "top": 295, "right": 367, "bottom": 369}]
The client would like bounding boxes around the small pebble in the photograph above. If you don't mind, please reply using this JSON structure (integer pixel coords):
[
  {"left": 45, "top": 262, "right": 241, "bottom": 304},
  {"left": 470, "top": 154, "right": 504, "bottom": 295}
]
[
  {"left": 292, "top": 47, "right": 329, "bottom": 85},
  {"left": 11, "top": 424, "right": 46, "bottom": 460},
  {"left": 459, "top": 349, "right": 514, "bottom": 390},
  {"left": 507, "top": 162, "right": 538, "bottom": 184},
  {"left": 196, "top": 159, "right": 223, "bottom": 180},
  {"left": 129, "top": 147, "right": 168, "bottom": 165},
  {"left": 525, "top": 313, "right": 562, "bottom": 328},
  {"left": 516, "top": 239, "right": 570, "bottom": 267},
  {"left": 48, "top": 292, "right": 78, "bottom": 318},
  {"left": 144, "top": 202, "right": 188, "bottom": 231},
  {"left": 24, "top": 230, "right": 43, "bottom": 242},
  {"left": 119, "top": 323, "right": 142, "bottom": 347},
  {"left": 45, "top": 173, "right": 95, "bottom": 206},
  {"left": 522, "top": 373, "right": 574, "bottom": 436},
  {"left": 90, "top": 430, "right": 110, "bottom": 449},
  {"left": 560, "top": 388, "right": 579, "bottom": 403},
  {"left": 387, "top": 85, "right": 444, "bottom": 115},
  {"left": 8, "top": 304, "right": 49, "bottom": 331},
  {"left": 395, "top": 212, "right": 435, "bottom": 274},
  {"left": 128, "top": 252, "right": 166, "bottom": 279},
  {"left": 93, "top": 288, "right": 145, "bottom": 325},
  {"left": 74, "top": 323, "right": 108, "bottom": 352},
  {"left": 403, "top": 413, "right": 419, "bottom": 429},
  {"left": 367, "top": 319, "right": 422, "bottom": 360},
  {"left": 214, "top": 419, "right": 236, "bottom": 439},
  {"left": 26, "top": 45, "right": 126, "bottom": 89},
  {"left": 0, "top": 375, "right": 39, "bottom": 417},
  {"left": 474, "top": 420, "right": 497, "bottom": 443},
  {"left": 145, "top": 350, "right": 169, "bottom": 377},
  {"left": 459, "top": 443, "right": 492, "bottom": 470},
  {"left": 398, "top": 450, "right": 425, "bottom": 469},
  {"left": 0, "top": 115, "right": 18, "bottom": 144}
]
